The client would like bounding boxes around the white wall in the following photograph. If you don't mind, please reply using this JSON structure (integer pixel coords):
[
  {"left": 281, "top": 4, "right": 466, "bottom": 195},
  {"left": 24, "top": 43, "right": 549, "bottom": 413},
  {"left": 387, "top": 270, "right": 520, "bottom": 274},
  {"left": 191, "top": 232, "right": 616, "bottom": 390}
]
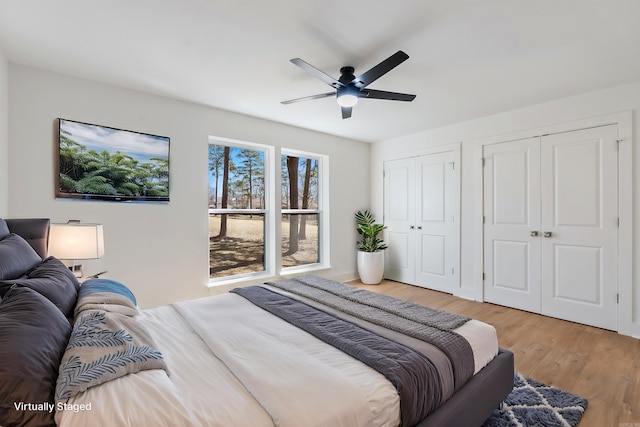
[
  {"left": 8, "top": 64, "right": 370, "bottom": 308},
  {"left": 372, "top": 81, "right": 640, "bottom": 336},
  {"left": 0, "top": 49, "right": 8, "bottom": 217}
]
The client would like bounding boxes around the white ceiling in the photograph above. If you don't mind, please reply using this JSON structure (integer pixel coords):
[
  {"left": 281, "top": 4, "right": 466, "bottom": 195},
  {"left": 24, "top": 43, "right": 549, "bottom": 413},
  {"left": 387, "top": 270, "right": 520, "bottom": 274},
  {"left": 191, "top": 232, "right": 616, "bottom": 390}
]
[{"left": 1, "top": 0, "right": 639, "bottom": 143}]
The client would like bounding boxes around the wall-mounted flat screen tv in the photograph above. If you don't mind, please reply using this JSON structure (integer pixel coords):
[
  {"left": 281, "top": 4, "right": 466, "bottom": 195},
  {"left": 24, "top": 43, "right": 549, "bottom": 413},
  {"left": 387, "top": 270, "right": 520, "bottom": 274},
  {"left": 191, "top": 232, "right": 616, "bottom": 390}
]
[{"left": 56, "top": 118, "right": 170, "bottom": 202}]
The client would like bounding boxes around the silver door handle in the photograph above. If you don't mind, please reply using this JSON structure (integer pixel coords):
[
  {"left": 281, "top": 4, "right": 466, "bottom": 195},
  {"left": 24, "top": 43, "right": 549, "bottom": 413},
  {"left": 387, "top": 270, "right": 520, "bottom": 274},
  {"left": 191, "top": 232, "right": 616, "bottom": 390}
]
[
  {"left": 417, "top": 226, "right": 422, "bottom": 230},
  {"left": 410, "top": 225, "right": 415, "bottom": 229},
  {"left": 530, "top": 231, "right": 538, "bottom": 237},
  {"left": 543, "top": 231, "right": 552, "bottom": 238}
]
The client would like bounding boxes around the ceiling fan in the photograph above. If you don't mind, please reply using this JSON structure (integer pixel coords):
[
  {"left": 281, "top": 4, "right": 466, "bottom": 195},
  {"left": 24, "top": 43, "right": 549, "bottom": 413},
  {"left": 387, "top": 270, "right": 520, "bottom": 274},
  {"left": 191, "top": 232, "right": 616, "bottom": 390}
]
[{"left": 281, "top": 50, "right": 416, "bottom": 119}]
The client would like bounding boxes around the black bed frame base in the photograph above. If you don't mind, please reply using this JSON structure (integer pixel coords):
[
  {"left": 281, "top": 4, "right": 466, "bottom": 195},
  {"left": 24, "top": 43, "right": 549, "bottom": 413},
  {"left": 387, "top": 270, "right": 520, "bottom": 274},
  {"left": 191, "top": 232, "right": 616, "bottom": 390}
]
[{"left": 414, "top": 348, "right": 514, "bottom": 427}]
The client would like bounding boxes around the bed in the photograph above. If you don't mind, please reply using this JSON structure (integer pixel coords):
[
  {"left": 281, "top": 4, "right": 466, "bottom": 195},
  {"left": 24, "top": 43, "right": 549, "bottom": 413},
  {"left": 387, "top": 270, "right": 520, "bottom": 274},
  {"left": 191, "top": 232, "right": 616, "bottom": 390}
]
[{"left": 0, "top": 218, "right": 514, "bottom": 427}]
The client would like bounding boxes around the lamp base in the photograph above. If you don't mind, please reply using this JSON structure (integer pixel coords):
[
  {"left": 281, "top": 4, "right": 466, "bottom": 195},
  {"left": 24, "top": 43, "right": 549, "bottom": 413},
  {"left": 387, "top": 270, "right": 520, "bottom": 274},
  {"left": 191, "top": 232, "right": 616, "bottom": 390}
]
[{"left": 68, "top": 264, "right": 83, "bottom": 278}]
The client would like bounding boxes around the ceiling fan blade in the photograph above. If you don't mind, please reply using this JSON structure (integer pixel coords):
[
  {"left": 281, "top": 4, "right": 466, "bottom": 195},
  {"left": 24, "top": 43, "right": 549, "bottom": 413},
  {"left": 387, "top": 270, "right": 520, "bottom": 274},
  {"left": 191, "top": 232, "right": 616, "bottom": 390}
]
[
  {"left": 290, "top": 58, "right": 344, "bottom": 89},
  {"left": 353, "top": 50, "right": 410, "bottom": 88},
  {"left": 360, "top": 89, "right": 416, "bottom": 102},
  {"left": 341, "top": 106, "right": 352, "bottom": 119},
  {"left": 281, "top": 92, "right": 335, "bottom": 105}
]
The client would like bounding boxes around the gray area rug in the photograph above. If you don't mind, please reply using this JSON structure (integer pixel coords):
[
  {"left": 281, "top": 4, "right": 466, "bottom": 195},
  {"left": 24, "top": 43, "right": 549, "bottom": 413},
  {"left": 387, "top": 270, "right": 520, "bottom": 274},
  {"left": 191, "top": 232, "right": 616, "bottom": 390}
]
[{"left": 483, "top": 374, "right": 588, "bottom": 427}]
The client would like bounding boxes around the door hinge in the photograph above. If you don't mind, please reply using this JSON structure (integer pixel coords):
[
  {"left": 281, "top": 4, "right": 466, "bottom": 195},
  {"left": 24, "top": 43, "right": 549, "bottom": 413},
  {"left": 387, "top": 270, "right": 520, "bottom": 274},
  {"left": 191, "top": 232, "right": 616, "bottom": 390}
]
[
  {"left": 617, "top": 293, "right": 619, "bottom": 303},
  {"left": 451, "top": 267, "right": 454, "bottom": 275},
  {"left": 617, "top": 217, "right": 620, "bottom": 227},
  {"left": 482, "top": 272, "right": 486, "bottom": 281},
  {"left": 482, "top": 158, "right": 486, "bottom": 167},
  {"left": 483, "top": 215, "right": 486, "bottom": 224}
]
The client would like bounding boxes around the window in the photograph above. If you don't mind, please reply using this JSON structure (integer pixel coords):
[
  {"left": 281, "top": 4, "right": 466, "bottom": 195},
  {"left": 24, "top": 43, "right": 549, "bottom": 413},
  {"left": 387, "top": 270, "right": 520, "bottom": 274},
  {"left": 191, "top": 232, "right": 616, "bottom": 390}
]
[
  {"left": 208, "top": 139, "right": 327, "bottom": 282},
  {"left": 281, "top": 152, "right": 320, "bottom": 269},
  {"left": 208, "top": 141, "right": 269, "bottom": 279}
]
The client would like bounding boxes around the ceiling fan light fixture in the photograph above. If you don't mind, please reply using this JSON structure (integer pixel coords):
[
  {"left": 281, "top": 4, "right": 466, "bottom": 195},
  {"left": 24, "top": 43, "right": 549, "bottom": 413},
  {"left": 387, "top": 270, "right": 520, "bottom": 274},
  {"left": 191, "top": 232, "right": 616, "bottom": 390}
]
[
  {"left": 337, "top": 93, "right": 358, "bottom": 107},
  {"left": 336, "top": 87, "right": 359, "bottom": 107}
]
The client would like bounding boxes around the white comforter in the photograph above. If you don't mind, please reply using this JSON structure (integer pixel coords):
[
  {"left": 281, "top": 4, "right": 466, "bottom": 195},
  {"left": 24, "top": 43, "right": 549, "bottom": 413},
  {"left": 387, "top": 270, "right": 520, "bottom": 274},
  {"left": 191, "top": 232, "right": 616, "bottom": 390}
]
[{"left": 56, "top": 292, "right": 497, "bottom": 427}]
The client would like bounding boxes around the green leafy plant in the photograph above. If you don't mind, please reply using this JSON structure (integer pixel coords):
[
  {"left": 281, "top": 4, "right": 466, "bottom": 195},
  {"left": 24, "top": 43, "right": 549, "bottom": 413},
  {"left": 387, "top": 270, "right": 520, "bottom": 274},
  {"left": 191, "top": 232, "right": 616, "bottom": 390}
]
[{"left": 355, "top": 210, "right": 388, "bottom": 252}]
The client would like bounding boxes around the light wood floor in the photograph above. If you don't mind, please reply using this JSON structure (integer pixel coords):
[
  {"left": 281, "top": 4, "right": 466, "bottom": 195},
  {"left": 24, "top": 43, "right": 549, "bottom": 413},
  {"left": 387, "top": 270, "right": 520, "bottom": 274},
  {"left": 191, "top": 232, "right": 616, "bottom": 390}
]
[{"left": 349, "top": 279, "right": 640, "bottom": 427}]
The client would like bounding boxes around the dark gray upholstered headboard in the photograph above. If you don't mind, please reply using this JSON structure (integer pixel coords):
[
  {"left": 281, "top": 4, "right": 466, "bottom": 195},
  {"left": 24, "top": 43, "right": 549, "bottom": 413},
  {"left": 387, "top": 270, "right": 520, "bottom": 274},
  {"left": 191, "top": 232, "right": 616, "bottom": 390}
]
[{"left": 4, "top": 218, "right": 50, "bottom": 259}]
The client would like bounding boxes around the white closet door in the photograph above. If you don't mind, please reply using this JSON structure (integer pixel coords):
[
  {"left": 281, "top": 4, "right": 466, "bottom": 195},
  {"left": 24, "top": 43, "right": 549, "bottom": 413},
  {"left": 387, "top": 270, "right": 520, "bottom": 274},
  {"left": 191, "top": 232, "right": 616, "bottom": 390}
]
[
  {"left": 383, "top": 157, "right": 416, "bottom": 283},
  {"left": 415, "top": 151, "right": 458, "bottom": 292},
  {"left": 540, "top": 125, "right": 618, "bottom": 330},
  {"left": 483, "top": 138, "right": 541, "bottom": 312},
  {"left": 384, "top": 151, "right": 460, "bottom": 292}
]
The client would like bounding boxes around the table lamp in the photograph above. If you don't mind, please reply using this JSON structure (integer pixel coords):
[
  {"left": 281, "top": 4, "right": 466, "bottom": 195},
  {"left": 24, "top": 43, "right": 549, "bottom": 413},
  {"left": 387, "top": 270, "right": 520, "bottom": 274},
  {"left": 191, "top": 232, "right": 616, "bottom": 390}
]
[{"left": 48, "top": 221, "right": 104, "bottom": 277}]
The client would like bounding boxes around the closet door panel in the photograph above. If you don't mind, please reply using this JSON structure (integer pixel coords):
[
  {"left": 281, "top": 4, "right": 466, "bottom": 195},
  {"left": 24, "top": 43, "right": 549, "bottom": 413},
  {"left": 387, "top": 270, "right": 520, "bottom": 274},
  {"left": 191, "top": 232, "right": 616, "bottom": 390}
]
[
  {"left": 415, "top": 152, "right": 457, "bottom": 292},
  {"left": 419, "top": 234, "right": 446, "bottom": 277},
  {"left": 383, "top": 158, "right": 416, "bottom": 283},
  {"left": 387, "top": 232, "right": 411, "bottom": 271},
  {"left": 553, "top": 245, "right": 600, "bottom": 303},
  {"left": 419, "top": 161, "right": 445, "bottom": 222},
  {"left": 492, "top": 240, "right": 530, "bottom": 292},
  {"left": 483, "top": 138, "right": 541, "bottom": 312},
  {"left": 540, "top": 125, "right": 618, "bottom": 330}
]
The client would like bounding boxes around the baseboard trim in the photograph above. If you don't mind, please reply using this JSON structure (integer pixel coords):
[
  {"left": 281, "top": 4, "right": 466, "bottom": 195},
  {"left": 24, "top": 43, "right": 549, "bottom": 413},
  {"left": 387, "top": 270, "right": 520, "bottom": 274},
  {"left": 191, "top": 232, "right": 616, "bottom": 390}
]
[
  {"left": 631, "top": 322, "right": 640, "bottom": 339},
  {"left": 331, "top": 272, "right": 360, "bottom": 283}
]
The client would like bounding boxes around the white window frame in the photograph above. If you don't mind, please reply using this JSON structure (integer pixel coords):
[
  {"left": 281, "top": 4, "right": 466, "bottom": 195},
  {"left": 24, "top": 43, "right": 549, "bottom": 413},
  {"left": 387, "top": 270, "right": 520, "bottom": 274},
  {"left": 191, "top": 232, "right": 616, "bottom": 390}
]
[
  {"left": 207, "top": 141, "right": 330, "bottom": 286},
  {"left": 207, "top": 137, "right": 275, "bottom": 285},
  {"left": 280, "top": 148, "right": 330, "bottom": 274}
]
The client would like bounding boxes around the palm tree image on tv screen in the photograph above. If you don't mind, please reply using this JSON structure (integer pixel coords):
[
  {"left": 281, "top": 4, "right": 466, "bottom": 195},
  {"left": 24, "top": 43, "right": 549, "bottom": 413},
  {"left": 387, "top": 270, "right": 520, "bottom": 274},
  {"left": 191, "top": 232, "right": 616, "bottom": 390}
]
[{"left": 57, "top": 119, "right": 170, "bottom": 202}]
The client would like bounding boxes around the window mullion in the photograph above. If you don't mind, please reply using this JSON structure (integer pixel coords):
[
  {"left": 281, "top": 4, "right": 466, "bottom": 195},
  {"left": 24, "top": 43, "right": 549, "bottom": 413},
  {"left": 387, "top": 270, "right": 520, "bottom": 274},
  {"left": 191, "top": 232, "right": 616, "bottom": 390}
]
[{"left": 270, "top": 145, "right": 281, "bottom": 276}]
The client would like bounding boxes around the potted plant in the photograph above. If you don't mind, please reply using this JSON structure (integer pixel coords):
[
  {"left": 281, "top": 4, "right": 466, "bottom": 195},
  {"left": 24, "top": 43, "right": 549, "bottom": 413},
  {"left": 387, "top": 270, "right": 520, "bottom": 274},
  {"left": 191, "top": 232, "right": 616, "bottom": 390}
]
[{"left": 355, "top": 210, "right": 387, "bottom": 284}]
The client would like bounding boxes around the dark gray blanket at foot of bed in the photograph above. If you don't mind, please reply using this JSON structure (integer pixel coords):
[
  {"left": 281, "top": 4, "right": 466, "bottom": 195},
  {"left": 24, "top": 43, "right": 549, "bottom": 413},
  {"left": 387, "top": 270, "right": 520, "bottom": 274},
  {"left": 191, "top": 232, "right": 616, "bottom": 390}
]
[
  {"left": 267, "top": 275, "right": 474, "bottom": 390},
  {"left": 232, "top": 285, "right": 443, "bottom": 427}
]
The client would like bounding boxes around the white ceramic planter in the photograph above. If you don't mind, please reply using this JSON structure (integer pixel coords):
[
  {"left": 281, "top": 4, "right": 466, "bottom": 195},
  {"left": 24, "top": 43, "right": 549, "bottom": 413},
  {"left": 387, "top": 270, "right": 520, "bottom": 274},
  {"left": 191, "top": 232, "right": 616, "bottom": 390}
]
[{"left": 357, "top": 250, "right": 385, "bottom": 285}]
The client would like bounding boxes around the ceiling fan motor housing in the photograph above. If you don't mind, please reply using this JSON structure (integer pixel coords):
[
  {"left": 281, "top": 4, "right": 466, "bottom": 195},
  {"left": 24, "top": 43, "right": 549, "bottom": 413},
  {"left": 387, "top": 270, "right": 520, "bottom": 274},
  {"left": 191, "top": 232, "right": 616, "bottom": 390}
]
[{"left": 339, "top": 66, "right": 358, "bottom": 86}]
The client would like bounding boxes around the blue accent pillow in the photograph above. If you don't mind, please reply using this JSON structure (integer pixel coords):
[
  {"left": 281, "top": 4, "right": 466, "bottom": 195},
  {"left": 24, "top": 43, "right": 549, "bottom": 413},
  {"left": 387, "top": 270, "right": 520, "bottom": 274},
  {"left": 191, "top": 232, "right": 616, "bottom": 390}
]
[{"left": 79, "top": 278, "right": 137, "bottom": 306}]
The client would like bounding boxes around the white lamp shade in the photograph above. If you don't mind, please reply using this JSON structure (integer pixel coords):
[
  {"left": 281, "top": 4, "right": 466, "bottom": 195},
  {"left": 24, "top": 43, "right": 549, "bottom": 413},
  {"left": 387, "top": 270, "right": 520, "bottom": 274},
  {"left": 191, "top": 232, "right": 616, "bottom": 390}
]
[{"left": 48, "top": 224, "right": 104, "bottom": 260}]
